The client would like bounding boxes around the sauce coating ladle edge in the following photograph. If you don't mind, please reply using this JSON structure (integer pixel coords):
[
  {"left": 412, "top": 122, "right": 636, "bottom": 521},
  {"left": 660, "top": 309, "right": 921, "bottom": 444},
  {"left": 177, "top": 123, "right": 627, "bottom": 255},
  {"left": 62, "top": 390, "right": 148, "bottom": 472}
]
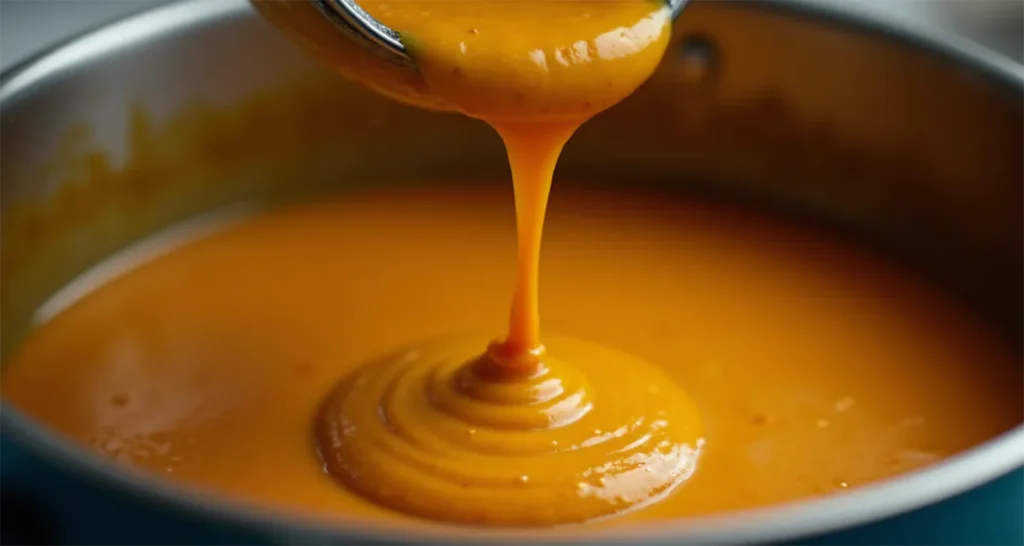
[{"left": 312, "top": 0, "right": 691, "bottom": 68}]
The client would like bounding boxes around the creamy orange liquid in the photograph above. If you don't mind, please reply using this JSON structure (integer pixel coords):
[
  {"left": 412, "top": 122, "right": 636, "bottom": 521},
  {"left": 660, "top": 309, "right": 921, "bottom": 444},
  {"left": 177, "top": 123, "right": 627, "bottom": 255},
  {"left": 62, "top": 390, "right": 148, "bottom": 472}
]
[{"left": 3, "top": 187, "right": 1021, "bottom": 527}]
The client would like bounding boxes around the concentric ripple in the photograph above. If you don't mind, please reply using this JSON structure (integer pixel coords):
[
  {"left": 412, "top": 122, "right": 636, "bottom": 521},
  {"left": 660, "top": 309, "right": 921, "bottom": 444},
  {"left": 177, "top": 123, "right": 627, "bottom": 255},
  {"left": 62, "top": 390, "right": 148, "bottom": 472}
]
[{"left": 317, "top": 336, "right": 704, "bottom": 526}]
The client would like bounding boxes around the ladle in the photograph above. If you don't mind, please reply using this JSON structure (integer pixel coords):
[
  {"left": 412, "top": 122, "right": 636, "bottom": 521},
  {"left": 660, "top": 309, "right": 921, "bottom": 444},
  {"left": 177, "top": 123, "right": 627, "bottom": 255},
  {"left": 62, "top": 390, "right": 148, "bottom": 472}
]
[{"left": 311, "top": 0, "right": 691, "bottom": 68}]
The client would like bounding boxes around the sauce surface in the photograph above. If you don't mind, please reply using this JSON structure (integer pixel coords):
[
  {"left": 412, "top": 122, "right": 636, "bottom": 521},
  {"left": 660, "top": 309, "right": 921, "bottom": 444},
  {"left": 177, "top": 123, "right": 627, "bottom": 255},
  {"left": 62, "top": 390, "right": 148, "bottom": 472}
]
[{"left": 4, "top": 186, "right": 1021, "bottom": 527}]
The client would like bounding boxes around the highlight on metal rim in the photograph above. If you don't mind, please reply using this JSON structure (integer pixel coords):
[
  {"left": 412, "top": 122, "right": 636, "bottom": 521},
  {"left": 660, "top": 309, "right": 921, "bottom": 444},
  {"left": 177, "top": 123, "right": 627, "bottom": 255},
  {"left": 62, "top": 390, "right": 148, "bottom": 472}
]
[
  {"left": 669, "top": 0, "right": 690, "bottom": 20},
  {"left": 320, "top": 0, "right": 408, "bottom": 61}
]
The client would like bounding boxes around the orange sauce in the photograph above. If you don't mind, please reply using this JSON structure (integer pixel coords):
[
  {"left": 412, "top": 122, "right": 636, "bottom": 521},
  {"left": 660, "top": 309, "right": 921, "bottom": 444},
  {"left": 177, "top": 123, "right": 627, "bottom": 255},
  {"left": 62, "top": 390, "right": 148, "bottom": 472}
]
[{"left": 3, "top": 187, "right": 1020, "bottom": 527}]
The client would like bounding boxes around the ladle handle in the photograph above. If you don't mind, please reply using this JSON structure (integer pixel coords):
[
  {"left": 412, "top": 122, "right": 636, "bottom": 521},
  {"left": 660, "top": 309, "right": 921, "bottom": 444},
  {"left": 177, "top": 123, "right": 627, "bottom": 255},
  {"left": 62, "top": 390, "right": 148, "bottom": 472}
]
[
  {"left": 311, "top": 0, "right": 413, "bottom": 67},
  {"left": 669, "top": 0, "right": 690, "bottom": 20}
]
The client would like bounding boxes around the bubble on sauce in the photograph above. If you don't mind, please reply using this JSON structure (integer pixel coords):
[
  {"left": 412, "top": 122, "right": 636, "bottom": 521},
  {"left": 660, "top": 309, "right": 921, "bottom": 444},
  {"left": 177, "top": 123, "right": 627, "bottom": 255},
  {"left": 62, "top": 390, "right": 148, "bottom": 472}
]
[
  {"left": 834, "top": 396, "right": 856, "bottom": 413},
  {"left": 95, "top": 431, "right": 173, "bottom": 468},
  {"left": 886, "top": 448, "right": 942, "bottom": 470},
  {"left": 816, "top": 418, "right": 831, "bottom": 429},
  {"left": 900, "top": 416, "right": 926, "bottom": 428}
]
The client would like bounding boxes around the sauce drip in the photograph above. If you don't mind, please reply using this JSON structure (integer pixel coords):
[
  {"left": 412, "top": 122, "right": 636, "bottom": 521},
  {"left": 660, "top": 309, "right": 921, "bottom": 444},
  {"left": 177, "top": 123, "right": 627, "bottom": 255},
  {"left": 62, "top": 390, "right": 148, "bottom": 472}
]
[
  {"left": 254, "top": 0, "right": 703, "bottom": 524},
  {"left": 319, "top": 337, "right": 702, "bottom": 526}
]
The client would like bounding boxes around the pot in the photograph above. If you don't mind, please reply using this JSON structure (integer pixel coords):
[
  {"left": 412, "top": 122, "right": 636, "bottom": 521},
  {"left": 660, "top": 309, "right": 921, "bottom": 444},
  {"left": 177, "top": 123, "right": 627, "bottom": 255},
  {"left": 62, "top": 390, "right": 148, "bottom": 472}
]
[{"left": 1, "top": 0, "right": 1021, "bottom": 543}]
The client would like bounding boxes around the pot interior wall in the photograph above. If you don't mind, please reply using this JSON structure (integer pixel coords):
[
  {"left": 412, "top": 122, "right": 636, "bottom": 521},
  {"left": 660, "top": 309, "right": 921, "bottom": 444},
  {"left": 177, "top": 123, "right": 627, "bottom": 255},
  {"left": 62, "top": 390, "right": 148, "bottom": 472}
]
[{"left": 1, "top": 0, "right": 1021, "bottom": 364}]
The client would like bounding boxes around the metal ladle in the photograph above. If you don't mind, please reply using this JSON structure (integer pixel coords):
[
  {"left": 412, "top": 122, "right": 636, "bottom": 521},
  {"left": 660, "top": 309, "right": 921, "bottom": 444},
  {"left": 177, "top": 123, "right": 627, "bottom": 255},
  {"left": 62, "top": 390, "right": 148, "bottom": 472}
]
[{"left": 311, "top": 0, "right": 692, "bottom": 68}]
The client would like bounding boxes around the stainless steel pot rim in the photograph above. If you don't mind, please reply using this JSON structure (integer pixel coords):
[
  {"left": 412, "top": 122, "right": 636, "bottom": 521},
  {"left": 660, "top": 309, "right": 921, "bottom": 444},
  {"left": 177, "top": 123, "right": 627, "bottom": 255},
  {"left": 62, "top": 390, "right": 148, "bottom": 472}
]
[{"left": 1, "top": 0, "right": 1021, "bottom": 543}]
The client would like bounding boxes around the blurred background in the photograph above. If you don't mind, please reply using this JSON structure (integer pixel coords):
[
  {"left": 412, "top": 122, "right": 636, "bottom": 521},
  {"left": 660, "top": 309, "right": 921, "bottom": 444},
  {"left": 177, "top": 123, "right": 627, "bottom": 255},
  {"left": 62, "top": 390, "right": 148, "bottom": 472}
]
[{"left": 1, "top": 0, "right": 1022, "bottom": 71}]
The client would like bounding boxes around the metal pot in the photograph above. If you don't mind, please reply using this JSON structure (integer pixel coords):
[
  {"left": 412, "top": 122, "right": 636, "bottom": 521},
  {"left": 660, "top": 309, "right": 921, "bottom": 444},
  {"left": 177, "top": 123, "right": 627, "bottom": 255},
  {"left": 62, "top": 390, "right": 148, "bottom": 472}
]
[{"left": 1, "top": 0, "right": 1021, "bottom": 543}]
